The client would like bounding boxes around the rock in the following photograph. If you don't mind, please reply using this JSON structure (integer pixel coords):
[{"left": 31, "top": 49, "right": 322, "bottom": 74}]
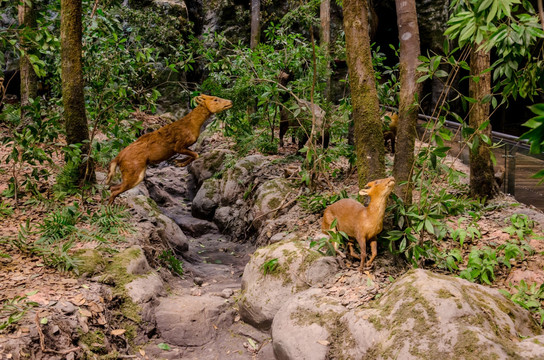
[
  {"left": 238, "top": 240, "right": 339, "bottom": 330},
  {"left": 157, "top": 214, "right": 189, "bottom": 253},
  {"left": 171, "top": 214, "right": 218, "bottom": 237},
  {"left": 155, "top": 294, "right": 235, "bottom": 346},
  {"left": 213, "top": 206, "right": 237, "bottom": 231},
  {"left": 192, "top": 178, "right": 221, "bottom": 219},
  {"left": 126, "top": 246, "right": 152, "bottom": 275},
  {"left": 219, "top": 155, "right": 268, "bottom": 206},
  {"left": 188, "top": 148, "right": 232, "bottom": 185},
  {"left": 55, "top": 301, "right": 77, "bottom": 315},
  {"left": 305, "top": 257, "right": 340, "bottom": 286},
  {"left": 221, "top": 289, "right": 234, "bottom": 298},
  {"left": 333, "top": 269, "right": 544, "bottom": 359},
  {"left": 146, "top": 165, "right": 191, "bottom": 206},
  {"left": 251, "top": 178, "right": 292, "bottom": 230},
  {"left": 124, "top": 195, "right": 189, "bottom": 252},
  {"left": 125, "top": 273, "right": 165, "bottom": 304},
  {"left": 271, "top": 288, "right": 346, "bottom": 360}
]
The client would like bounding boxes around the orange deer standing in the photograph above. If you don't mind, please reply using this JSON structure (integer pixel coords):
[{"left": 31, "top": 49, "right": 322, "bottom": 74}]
[
  {"left": 321, "top": 177, "right": 395, "bottom": 272},
  {"left": 106, "top": 94, "right": 232, "bottom": 204},
  {"left": 383, "top": 112, "right": 398, "bottom": 154}
]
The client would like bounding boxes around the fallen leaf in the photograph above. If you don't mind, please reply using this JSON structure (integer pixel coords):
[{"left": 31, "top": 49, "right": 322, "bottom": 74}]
[
  {"left": 139, "top": 349, "right": 146, "bottom": 356},
  {"left": 111, "top": 329, "right": 126, "bottom": 336},
  {"left": 79, "top": 308, "right": 92, "bottom": 318},
  {"left": 317, "top": 340, "right": 330, "bottom": 346}
]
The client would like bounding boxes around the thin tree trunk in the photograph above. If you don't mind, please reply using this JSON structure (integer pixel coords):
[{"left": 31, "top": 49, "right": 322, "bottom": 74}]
[
  {"left": 320, "top": 0, "right": 331, "bottom": 100},
  {"left": 18, "top": 0, "right": 38, "bottom": 123},
  {"left": 250, "top": 0, "right": 260, "bottom": 50},
  {"left": 469, "top": 45, "right": 497, "bottom": 199},
  {"left": 393, "top": 0, "right": 421, "bottom": 203},
  {"left": 538, "top": 0, "right": 544, "bottom": 30},
  {"left": 343, "top": 0, "right": 385, "bottom": 187},
  {"left": 61, "top": 0, "right": 93, "bottom": 182}
]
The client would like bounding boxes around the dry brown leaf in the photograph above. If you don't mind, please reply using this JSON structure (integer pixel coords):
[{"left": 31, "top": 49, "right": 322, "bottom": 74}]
[
  {"left": 79, "top": 308, "right": 92, "bottom": 318},
  {"left": 317, "top": 340, "right": 330, "bottom": 346},
  {"left": 111, "top": 329, "right": 126, "bottom": 336}
]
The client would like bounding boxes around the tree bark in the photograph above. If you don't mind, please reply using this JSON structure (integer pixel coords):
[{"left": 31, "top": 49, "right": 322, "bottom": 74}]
[
  {"left": 393, "top": 0, "right": 421, "bottom": 203},
  {"left": 469, "top": 45, "right": 497, "bottom": 199},
  {"left": 18, "top": 0, "right": 38, "bottom": 122},
  {"left": 250, "top": 0, "right": 260, "bottom": 50},
  {"left": 343, "top": 0, "right": 385, "bottom": 187},
  {"left": 61, "top": 0, "right": 93, "bottom": 182}
]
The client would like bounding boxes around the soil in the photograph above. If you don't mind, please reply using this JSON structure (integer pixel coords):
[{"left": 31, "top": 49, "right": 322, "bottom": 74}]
[{"left": 1, "top": 123, "right": 544, "bottom": 359}]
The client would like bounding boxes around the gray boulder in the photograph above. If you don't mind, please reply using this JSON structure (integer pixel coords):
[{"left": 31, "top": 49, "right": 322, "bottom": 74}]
[
  {"left": 219, "top": 155, "right": 268, "bottom": 206},
  {"left": 238, "top": 240, "right": 339, "bottom": 330},
  {"left": 333, "top": 269, "right": 544, "bottom": 359},
  {"left": 192, "top": 178, "right": 221, "bottom": 219},
  {"left": 188, "top": 148, "right": 232, "bottom": 186},
  {"left": 271, "top": 288, "right": 346, "bottom": 360},
  {"left": 251, "top": 178, "right": 291, "bottom": 230},
  {"left": 155, "top": 294, "right": 235, "bottom": 347}
]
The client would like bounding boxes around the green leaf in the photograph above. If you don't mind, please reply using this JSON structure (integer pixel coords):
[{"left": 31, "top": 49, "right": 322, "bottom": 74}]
[{"left": 158, "top": 343, "right": 171, "bottom": 350}]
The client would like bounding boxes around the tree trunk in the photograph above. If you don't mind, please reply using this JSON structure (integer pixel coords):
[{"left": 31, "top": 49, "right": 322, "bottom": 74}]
[
  {"left": 61, "top": 0, "right": 93, "bottom": 182},
  {"left": 343, "top": 0, "right": 385, "bottom": 187},
  {"left": 320, "top": 0, "right": 331, "bottom": 144},
  {"left": 469, "top": 45, "right": 497, "bottom": 199},
  {"left": 393, "top": 0, "right": 421, "bottom": 203},
  {"left": 18, "top": 0, "right": 38, "bottom": 123},
  {"left": 250, "top": 0, "right": 260, "bottom": 50}
]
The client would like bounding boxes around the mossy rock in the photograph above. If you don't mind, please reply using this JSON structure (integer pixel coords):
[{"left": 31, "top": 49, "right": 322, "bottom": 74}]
[
  {"left": 238, "top": 240, "right": 339, "bottom": 331},
  {"left": 330, "top": 269, "right": 544, "bottom": 360},
  {"left": 74, "top": 249, "right": 107, "bottom": 276},
  {"left": 251, "top": 178, "right": 292, "bottom": 230}
]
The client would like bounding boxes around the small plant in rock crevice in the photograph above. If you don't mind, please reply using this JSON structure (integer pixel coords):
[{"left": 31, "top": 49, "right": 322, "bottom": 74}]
[
  {"left": 159, "top": 250, "right": 184, "bottom": 276},
  {"left": 261, "top": 258, "right": 279, "bottom": 275}
]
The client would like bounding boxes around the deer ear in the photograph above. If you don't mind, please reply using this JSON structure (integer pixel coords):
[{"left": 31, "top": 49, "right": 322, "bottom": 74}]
[
  {"left": 195, "top": 96, "right": 204, "bottom": 105},
  {"left": 359, "top": 189, "right": 368, "bottom": 196}
]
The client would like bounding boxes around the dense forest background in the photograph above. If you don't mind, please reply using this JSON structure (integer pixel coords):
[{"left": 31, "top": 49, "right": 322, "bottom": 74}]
[{"left": 3, "top": 0, "right": 544, "bottom": 357}]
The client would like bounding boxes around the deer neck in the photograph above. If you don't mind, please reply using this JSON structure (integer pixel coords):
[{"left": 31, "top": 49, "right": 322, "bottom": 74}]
[
  {"left": 367, "top": 193, "right": 388, "bottom": 220},
  {"left": 178, "top": 105, "right": 212, "bottom": 134}
]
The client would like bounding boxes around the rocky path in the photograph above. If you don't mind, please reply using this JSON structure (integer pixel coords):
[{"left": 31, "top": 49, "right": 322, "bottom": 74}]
[{"left": 141, "top": 163, "right": 272, "bottom": 359}]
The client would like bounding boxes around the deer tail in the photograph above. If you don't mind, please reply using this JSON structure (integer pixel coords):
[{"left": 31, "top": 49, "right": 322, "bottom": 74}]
[{"left": 106, "top": 159, "right": 118, "bottom": 185}]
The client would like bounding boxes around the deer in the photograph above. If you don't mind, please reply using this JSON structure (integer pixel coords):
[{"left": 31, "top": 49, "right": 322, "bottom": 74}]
[
  {"left": 321, "top": 177, "right": 395, "bottom": 272},
  {"left": 106, "top": 94, "right": 232, "bottom": 204},
  {"left": 383, "top": 112, "right": 398, "bottom": 154}
]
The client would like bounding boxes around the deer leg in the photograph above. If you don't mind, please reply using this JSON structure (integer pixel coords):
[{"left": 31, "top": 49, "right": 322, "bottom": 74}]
[
  {"left": 358, "top": 237, "right": 367, "bottom": 273},
  {"left": 108, "top": 167, "right": 145, "bottom": 205},
  {"left": 175, "top": 148, "right": 199, "bottom": 167},
  {"left": 366, "top": 237, "right": 378, "bottom": 268},
  {"left": 348, "top": 242, "right": 361, "bottom": 260}
]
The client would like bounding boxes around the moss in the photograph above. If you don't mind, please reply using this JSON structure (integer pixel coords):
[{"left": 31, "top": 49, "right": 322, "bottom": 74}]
[
  {"left": 437, "top": 289, "right": 454, "bottom": 299},
  {"left": 74, "top": 249, "right": 107, "bottom": 276},
  {"left": 80, "top": 330, "right": 107, "bottom": 354}
]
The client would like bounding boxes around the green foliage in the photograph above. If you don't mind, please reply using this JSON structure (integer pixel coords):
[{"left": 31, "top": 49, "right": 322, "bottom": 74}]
[
  {"left": 460, "top": 241, "right": 528, "bottom": 284},
  {"left": 0, "top": 292, "right": 39, "bottom": 332},
  {"left": 310, "top": 219, "right": 348, "bottom": 256},
  {"left": 459, "top": 246, "right": 499, "bottom": 285},
  {"left": 0, "top": 201, "right": 14, "bottom": 218},
  {"left": 10, "top": 204, "right": 133, "bottom": 273},
  {"left": 298, "top": 190, "right": 349, "bottom": 214},
  {"left": 446, "top": 0, "right": 544, "bottom": 99},
  {"left": 502, "top": 213, "right": 535, "bottom": 240},
  {"left": 261, "top": 258, "right": 279, "bottom": 275},
  {"left": 500, "top": 281, "right": 544, "bottom": 325},
  {"left": 1, "top": 101, "right": 62, "bottom": 200},
  {"left": 159, "top": 250, "right": 184, "bottom": 276}
]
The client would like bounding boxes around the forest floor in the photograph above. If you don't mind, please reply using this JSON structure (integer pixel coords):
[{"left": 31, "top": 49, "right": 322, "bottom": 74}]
[{"left": 2, "top": 125, "right": 544, "bottom": 358}]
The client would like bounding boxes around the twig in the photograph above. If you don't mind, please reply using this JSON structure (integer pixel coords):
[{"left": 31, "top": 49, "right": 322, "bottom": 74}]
[
  {"left": 90, "top": 0, "right": 100, "bottom": 18},
  {"left": 247, "top": 188, "right": 303, "bottom": 231}
]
